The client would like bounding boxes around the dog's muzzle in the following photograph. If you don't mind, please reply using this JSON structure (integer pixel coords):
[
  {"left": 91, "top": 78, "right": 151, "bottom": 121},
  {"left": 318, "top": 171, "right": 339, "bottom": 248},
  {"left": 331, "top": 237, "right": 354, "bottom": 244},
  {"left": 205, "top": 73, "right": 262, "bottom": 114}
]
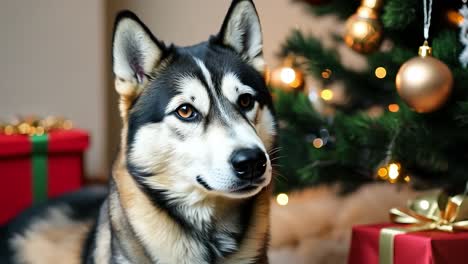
[{"left": 230, "top": 148, "right": 267, "bottom": 181}]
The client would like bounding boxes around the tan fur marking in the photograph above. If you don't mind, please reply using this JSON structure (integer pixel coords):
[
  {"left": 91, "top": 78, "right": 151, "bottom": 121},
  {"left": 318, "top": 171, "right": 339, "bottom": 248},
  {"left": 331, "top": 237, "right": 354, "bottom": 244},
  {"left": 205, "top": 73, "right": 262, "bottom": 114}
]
[
  {"left": 255, "top": 106, "right": 276, "bottom": 151},
  {"left": 113, "top": 159, "right": 203, "bottom": 263},
  {"left": 224, "top": 186, "right": 271, "bottom": 264},
  {"left": 94, "top": 202, "right": 111, "bottom": 264},
  {"left": 115, "top": 78, "right": 140, "bottom": 121},
  {"left": 11, "top": 207, "right": 91, "bottom": 264},
  {"left": 108, "top": 190, "right": 152, "bottom": 264}
]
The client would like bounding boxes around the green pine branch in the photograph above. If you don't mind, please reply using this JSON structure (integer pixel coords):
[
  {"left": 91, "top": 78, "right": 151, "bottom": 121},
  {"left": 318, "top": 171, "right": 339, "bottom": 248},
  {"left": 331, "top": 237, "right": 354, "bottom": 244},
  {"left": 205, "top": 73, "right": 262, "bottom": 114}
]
[{"left": 273, "top": 0, "right": 468, "bottom": 194}]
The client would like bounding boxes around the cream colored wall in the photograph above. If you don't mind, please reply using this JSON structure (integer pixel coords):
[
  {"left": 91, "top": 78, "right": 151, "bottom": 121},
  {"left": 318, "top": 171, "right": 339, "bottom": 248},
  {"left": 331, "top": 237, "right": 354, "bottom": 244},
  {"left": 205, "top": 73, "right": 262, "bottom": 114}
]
[
  {"left": 0, "top": 0, "right": 107, "bottom": 177},
  {"left": 107, "top": 0, "right": 316, "bottom": 68},
  {"left": 0, "top": 0, "right": 321, "bottom": 178}
]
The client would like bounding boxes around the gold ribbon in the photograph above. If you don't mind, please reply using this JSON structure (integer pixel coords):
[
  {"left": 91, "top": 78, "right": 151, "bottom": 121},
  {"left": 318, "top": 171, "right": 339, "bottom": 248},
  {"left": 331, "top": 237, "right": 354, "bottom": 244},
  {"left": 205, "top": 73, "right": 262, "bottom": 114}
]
[{"left": 379, "top": 192, "right": 468, "bottom": 264}]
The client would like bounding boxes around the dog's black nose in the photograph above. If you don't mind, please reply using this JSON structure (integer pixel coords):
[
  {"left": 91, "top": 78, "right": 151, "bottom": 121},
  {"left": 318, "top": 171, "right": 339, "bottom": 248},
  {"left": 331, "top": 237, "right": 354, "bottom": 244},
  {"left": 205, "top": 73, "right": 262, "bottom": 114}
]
[{"left": 230, "top": 148, "right": 267, "bottom": 180}]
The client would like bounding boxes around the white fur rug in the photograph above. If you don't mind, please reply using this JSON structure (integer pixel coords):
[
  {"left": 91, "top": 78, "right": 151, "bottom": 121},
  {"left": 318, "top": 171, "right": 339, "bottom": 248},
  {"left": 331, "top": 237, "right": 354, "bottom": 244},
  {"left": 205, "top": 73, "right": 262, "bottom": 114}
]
[{"left": 268, "top": 183, "right": 431, "bottom": 264}]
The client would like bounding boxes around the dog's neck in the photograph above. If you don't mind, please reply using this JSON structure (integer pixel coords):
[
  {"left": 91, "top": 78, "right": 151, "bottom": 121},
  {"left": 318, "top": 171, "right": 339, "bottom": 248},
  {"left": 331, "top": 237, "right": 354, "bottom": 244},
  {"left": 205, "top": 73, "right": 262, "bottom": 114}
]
[{"left": 105, "top": 150, "right": 270, "bottom": 264}]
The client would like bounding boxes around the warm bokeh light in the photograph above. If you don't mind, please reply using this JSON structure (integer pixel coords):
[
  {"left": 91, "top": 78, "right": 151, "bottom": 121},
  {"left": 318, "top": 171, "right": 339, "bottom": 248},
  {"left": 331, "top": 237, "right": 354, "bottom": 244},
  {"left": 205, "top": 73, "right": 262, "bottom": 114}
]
[
  {"left": 280, "top": 67, "right": 296, "bottom": 84},
  {"left": 36, "top": 127, "right": 45, "bottom": 136},
  {"left": 377, "top": 167, "right": 388, "bottom": 178},
  {"left": 388, "top": 163, "right": 400, "bottom": 180},
  {"left": 388, "top": 104, "right": 400, "bottom": 112},
  {"left": 404, "top": 176, "right": 411, "bottom": 182},
  {"left": 4, "top": 125, "right": 14, "bottom": 135},
  {"left": 446, "top": 10, "right": 464, "bottom": 26},
  {"left": 320, "top": 89, "right": 334, "bottom": 101},
  {"left": 276, "top": 193, "right": 289, "bottom": 206},
  {"left": 321, "top": 69, "right": 332, "bottom": 79},
  {"left": 312, "top": 138, "right": 324, "bottom": 148},
  {"left": 375, "top": 67, "right": 387, "bottom": 79},
  {"left": 419, "top": 200, "right": 430, "bottom": 210},
  {"left": 63, "top": 120, "right": 73, "bottom": 130}
]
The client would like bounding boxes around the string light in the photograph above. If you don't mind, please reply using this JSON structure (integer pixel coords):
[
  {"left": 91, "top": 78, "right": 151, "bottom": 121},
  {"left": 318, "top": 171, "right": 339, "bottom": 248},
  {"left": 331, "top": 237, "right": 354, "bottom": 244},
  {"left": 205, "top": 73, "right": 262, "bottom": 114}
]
[
  {"left": 388, "top": 104, "right": 400, "bottom": 112},
  {"left": 312, "top": 138, "right": 324, "bottom": 148},
  {"left": 377, "top": 167, "right": 388, "bottom": 179},
  {"left": 276, "top": 193, "right": 289, "bottom": 206},
  {"left": 375, "top": 67, "right": 387, "bottom": 79},
  {"left": 376, "top": 131, "right": 409, "bottom": 185},
  {"left": 388, "top": 163, "right": 400, "bottom": 180},
  {"left": 377, "top": 162, "right": 410, "bottom": 184},
  {"left": 446, "top": 9, "right": 464, "bottom": 26},
  {"left": 321, "top": 69, "right": 332, "bottom": 79},
  {"left": 320, "top": 89, "right": 334, "bottom": 101},
  {"left": 269, "top": 55, "right": 305, "bottom": 90},
  {"left": 4, "top": 125, "right": 14, "bottom": 135},
  {"left": 1, "top": 116, "right": 73, "bottom": 136},
  {"left": 280, "top": 67, "right": 296, "bottom": 84}
]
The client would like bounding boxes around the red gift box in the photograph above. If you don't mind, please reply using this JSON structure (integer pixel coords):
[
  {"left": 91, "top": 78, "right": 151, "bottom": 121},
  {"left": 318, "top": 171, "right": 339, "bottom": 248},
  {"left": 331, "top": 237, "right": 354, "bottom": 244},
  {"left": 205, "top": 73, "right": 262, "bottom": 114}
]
[
  {"left": 348, "top": 223, "right": 468, "bottom": 264},
  {"left": 0, "top": 129, "right": 89, "bottom": 224}
]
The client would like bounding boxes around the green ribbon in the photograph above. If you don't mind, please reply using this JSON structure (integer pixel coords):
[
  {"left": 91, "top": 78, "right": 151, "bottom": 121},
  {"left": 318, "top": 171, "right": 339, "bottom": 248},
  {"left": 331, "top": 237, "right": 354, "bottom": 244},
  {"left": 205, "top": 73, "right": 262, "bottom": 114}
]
[{"left": 30, "top": 134, "right": 48, "bottom": 203}]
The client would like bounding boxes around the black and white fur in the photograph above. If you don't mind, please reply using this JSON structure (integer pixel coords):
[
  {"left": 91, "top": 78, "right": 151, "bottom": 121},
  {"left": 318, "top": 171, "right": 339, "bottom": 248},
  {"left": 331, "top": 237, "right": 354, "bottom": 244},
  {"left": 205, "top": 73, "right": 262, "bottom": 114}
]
[{"left": 1, "top": 1, "right": 276, "bottom": 263}]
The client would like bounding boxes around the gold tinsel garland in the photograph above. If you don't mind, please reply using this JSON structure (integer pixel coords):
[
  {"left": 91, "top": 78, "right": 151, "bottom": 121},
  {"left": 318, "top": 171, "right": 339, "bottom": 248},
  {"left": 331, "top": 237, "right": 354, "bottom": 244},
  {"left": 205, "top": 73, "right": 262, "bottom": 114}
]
[{"left": 0, "top": 116, "right": 73, "bottom": 136}]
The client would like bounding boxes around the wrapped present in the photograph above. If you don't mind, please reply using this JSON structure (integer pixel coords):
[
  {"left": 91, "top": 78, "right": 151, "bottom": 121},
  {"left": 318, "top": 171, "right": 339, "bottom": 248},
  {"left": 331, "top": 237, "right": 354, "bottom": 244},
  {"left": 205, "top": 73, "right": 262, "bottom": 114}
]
[
  {"left": 0, "top": 117, "right": 89, "bottom": 224},
  {"left": 348, "top": 192, "right": 468, "bottom": 264}
]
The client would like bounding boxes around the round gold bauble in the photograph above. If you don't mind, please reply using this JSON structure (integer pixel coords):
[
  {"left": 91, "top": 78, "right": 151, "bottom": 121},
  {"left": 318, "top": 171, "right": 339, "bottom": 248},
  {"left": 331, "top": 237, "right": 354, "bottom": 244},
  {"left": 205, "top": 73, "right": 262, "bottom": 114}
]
[
  {"left": 395, "top": 56, "right": 453, "bottom": 113},
  {"left": 343, "top": 8, "right": 383, "bottom": 53}
]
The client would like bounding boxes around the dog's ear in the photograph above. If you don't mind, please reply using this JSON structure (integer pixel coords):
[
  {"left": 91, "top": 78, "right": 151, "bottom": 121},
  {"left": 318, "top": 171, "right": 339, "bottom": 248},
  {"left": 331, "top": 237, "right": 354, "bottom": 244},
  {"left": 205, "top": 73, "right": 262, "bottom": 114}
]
[
  {"left": 218, "top": 0, "right": 265, "bottom": 73},
  {"left": 112, "top": 11, "right": 164, "bottom": 98}
]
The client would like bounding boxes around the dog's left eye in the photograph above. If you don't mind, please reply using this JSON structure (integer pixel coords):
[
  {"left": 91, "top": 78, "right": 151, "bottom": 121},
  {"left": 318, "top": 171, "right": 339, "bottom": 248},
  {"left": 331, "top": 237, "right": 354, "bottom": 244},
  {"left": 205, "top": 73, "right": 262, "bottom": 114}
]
[
  {"left": 175, "top": 104, "right": 198, "bottom": 121},
  {"left": 238, "top": 94, "right": 254, "bottom": 110}
]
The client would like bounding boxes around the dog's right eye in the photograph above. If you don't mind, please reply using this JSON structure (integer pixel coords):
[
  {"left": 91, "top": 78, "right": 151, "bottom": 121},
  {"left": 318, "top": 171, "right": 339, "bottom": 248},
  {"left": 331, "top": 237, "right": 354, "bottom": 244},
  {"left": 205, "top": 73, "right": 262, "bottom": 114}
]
[
  {"left": 175, "top": 104, "right": 198, "bottom": 121},
  {"left": 238, "top": 94, "right": 254, "bottom": 111}
]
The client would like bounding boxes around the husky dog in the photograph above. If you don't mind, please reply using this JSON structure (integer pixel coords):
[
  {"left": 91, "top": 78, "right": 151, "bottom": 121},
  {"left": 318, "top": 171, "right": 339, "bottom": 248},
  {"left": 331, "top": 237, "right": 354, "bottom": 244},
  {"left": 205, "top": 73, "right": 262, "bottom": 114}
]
[{"left": 1, "top": 0, "right": 276, "bottom": 263}]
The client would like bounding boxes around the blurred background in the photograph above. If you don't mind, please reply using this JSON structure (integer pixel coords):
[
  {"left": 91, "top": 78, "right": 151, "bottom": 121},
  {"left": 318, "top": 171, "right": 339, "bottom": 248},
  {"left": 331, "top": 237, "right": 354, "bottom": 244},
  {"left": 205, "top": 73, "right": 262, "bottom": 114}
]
[
  {"left": 0, "top": 0, "right": 317, "bottom": 179},
  {"left": 2, "top": 0, "right": 468, "bottom": 263}
]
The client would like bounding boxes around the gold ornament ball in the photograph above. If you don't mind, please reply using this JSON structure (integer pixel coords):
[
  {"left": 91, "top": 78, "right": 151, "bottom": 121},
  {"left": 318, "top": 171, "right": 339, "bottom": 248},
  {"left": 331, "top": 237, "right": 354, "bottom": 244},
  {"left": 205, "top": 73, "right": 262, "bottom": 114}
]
[
  {"left": 396, "top": 54, "right": 453, "bottom": 113},
  {"left": 343, "top": 7, "right": 383, "bottom": 53}
]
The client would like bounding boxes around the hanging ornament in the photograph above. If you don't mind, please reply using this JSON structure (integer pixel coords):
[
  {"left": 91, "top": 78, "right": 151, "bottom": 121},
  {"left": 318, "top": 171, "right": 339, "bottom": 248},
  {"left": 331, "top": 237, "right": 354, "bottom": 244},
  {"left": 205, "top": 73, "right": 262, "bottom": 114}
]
[
  {"left": 343, "top": 0, "right": 384, "bottom": 54},
  {"left": 396, "top": 42, "right": 453, "bottom": 113},
  {"left": 269, "top": 55, "right": 305, "bottom": 92},
  {"left": 459, "top": 0, "right": 468, "bottom": 68},
  {"left": 395, "top": 0, "right": 453, "bottom": 113}
]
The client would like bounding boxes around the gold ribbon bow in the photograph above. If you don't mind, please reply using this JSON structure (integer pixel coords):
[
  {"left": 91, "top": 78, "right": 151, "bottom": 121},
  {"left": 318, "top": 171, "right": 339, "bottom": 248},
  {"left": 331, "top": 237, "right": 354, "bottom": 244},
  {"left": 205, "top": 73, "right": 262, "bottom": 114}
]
[{"left": 379, "top": 192, "right": 468, "bottom": 264}]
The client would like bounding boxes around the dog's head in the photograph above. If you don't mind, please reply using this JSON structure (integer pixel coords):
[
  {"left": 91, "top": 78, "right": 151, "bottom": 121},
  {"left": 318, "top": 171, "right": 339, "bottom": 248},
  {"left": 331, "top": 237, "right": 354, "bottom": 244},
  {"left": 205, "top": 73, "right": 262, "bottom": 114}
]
[{"left": 112, "top": 0, "right": 276, "bottom": 200}]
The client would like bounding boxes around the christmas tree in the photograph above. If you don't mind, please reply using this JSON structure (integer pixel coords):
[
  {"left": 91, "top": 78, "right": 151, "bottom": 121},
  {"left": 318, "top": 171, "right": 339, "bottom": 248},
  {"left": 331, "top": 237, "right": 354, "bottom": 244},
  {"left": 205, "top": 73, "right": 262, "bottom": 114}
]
[{"left": 272, "top": 0, "right": 468, "bottom": 194}]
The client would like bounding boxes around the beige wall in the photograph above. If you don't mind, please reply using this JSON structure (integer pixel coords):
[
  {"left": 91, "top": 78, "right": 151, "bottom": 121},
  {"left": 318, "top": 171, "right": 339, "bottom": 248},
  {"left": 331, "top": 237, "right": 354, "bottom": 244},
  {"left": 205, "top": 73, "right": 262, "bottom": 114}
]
[
  {"left": 107, "top": 0, "right": 315, "bottom": 68},
  {"left": 0, "top": 0, "right": 317, "bottom": 178},
  {"left": 0, "top": 0, "right": 107, "bottom": 177}
]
